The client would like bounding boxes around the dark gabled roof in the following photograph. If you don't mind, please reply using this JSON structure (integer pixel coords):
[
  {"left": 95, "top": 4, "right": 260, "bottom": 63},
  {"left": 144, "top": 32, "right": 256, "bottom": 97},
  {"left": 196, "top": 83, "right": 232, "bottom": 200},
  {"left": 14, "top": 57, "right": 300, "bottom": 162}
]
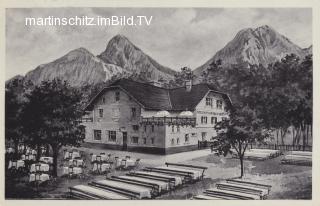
[{"left": 85, "top": 79, "right": 231, "bottom": 111}]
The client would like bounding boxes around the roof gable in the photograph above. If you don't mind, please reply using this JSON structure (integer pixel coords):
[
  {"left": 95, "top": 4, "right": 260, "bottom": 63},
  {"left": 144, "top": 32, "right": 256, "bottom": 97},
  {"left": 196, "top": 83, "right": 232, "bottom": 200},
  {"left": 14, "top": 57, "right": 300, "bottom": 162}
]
[{"left": 85, "top": 79, "right": 231, "bottom": 111}]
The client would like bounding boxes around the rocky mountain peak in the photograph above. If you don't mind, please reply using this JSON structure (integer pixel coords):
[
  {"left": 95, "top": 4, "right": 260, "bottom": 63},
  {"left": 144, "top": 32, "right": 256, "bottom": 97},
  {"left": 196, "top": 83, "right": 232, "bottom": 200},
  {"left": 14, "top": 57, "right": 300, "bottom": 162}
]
[{"left": 194, "top": 25, "right": 307, "bottom": 76}]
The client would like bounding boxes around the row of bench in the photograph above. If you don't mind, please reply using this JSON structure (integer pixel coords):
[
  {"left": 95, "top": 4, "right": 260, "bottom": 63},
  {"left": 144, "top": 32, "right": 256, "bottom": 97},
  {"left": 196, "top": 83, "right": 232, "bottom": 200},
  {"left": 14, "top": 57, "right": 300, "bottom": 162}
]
[
  {"left": 281, "top": 151, "right": 312, "bottom": 166},
  {"left": 68, "top": 162, "right": 208, "bottom": 199},
  {"left": 232, "top": 149, "right": 282, "bottom": 160},
  {"left": 194, "top": 179, "right": 272, "bottom": 200}
]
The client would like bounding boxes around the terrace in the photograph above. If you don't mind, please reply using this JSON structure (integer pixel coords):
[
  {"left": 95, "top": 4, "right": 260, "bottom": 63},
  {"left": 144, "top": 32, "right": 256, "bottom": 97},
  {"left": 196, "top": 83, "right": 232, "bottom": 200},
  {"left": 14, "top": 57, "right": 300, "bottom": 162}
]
[{"left": 140, "top": 116, "right": 196, "bottom": 126}]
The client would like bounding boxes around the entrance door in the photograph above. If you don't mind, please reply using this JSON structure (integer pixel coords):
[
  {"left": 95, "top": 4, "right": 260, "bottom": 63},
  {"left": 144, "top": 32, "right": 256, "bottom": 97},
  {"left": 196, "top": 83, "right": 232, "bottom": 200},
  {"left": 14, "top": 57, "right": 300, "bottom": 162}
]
[{"left": 122, "top": 132, "right": 127, "bottom": 151}]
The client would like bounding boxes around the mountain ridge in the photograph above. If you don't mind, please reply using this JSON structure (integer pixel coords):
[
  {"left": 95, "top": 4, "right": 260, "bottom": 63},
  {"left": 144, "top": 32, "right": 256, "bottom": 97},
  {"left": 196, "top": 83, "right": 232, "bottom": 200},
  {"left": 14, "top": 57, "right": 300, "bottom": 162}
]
[
  {"left": 22, "top": 35, "right": 176, "bottom": 87},
  {"left": 194, "top": 25, "right": 311, "bottom": 76}
]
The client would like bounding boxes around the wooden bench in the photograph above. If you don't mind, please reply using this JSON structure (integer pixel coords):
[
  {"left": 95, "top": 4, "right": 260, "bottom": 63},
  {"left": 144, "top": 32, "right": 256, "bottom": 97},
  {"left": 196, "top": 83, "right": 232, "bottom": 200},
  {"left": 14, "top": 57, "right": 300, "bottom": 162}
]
[
  {"left": 205, "top": 188, "right": 261, "bottom": 200},
  {"left": 109, "top": 176, "right": 159, "bottom": 197},
  {"left": 69, "top": 187, "right": 100, "bottom": 200},
  {"left": 144, "top": 167, "right": 193, "bottom": 183},
  {"left": 226, "top": 179, "right": 272, "bottom": 193},
  {"left": 88, "top": 182, "right": 139, "bottom": 199},
  {"left": 128, "top": 172, "right": 176, "bottom": 189},
  {"left": 165, "top": 162, "right": 208, "bottom": 180},
  {"left": 216, "top": 183, "right": 267, "bottom": 199}
]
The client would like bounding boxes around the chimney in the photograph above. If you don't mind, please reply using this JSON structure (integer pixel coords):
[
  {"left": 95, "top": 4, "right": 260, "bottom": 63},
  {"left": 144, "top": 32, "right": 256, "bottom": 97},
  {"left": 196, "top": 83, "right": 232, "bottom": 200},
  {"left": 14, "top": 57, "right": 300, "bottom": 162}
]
[{"left": 185, "top": 80, "right": 192, "bottom": 92}]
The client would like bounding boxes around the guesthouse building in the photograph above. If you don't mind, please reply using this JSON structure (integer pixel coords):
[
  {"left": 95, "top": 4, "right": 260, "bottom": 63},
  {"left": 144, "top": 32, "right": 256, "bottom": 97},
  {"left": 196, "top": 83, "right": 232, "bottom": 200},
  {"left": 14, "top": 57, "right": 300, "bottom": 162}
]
[{"left": 82, "top": 79, "right": 231, "bottom": 154}]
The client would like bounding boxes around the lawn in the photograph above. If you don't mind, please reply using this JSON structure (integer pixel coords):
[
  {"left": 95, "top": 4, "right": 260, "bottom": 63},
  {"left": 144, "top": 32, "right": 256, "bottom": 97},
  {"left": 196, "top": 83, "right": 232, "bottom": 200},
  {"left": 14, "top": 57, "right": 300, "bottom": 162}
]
[{"left": 5, "top": 147, "right": 312, "bottom": 200}]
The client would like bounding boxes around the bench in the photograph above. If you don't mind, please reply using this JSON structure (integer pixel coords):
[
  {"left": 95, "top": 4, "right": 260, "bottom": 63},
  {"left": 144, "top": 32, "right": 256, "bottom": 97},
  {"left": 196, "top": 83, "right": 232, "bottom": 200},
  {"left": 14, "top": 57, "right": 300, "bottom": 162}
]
[
  {"left": 206, "top": 188, "right": 261, "bottom": 200},
  {"left": 216, "top": 182, "right": 268, "bottom": 199},
  {"left": 89, "top": 182, "right": 139, "bottom": 199},
  {"left": 143, "top": 167, "right": 193, "bottom": 183},
  {"left": 128, "top": 172, "right": 176, "bottom": 189},
  {"left": 226, "top": 179, "right": 271, "bottom": 193},
  {"left": 165, "top": 162, "right": 208, "bottom": 180},
  {"left": 109, "top": 176, "right": 159, "bottom": 196}
]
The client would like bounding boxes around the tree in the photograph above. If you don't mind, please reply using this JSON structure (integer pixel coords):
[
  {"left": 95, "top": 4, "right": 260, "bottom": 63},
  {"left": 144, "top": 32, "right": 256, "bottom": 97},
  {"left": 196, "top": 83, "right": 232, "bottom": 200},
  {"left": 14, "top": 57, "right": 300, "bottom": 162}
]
[
  {"left": 5, "top": 77, "right": 31, "bottom": 158},
  {"left": 214, "top": 105, "right": 272, "bottom": 177},
  {"left": 171, "top": 67, "right": 194, "bottom": 87},
  {"left": 21, "top": 79, "right": 85, "bottom": 176},
  {"left": 5, "top": 87, "right": 23, "bottom": 159}
]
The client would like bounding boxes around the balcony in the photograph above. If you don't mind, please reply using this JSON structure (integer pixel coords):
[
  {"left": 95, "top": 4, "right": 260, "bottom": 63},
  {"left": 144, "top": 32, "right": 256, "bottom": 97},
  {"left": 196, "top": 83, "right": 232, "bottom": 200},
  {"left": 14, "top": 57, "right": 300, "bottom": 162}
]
[
  {"left": 141, "top": 116, "right": 196, "bottom": 126},
  {"left": 81, "top": 117, "right": 93, "bottom": 122}
]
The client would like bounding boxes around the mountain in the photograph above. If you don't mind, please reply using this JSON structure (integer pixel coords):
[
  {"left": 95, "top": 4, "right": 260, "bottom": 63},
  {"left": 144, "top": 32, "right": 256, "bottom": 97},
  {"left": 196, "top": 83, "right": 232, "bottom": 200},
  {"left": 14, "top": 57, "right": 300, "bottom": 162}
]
[
  {"left": 98, "top": 35, "right": 176, "bottom": 81},
  {"left": 194, "top": 25, "right": 310, "bottom": 76},
  {"left": 24, "top": 47, "right": 126, "bottom": 86},
  {"left": 22, "top": 35, "right": 176, "bottom": 87},
  {"left": 303, "top": 45, "right": 312, "bottom": 56}
]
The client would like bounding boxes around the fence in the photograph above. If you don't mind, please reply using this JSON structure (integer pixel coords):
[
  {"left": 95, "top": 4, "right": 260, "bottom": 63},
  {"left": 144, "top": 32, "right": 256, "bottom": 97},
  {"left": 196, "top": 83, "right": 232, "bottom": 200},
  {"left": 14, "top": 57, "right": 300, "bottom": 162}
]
[
  {"left": 250, "top": 144, "right": 312, "bottom": 152},
  {"left": 198, "top": 141, "right": 312, "bottom": 152}
]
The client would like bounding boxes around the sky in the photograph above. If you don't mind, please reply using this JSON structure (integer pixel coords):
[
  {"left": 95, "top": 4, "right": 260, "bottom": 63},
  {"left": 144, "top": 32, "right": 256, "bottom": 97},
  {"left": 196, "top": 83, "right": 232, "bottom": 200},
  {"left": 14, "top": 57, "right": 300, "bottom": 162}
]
[{"left": 5, "top": 8, "right": 312, "bottom": 79}]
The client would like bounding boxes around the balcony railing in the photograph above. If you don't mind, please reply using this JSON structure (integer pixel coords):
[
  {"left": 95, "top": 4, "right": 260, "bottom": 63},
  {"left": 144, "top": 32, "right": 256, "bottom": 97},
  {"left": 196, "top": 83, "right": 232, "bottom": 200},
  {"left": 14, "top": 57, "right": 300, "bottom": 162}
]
[
  {"left": 81, "top": 117, "right": 93, "bottom": 122},
  {"left": 141, "top": 116, "right": 196, "bottom": 126}
]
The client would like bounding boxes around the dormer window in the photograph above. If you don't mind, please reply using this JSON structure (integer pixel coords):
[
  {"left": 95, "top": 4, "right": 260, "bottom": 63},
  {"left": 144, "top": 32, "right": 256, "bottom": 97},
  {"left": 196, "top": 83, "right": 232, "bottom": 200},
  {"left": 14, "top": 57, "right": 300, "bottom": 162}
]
[
  {"left": 206, "top": 98, "right": 213, "bottom": 107},
  {"left": 131, "top": 108, "right": 136, "bottom": 118},
  {"left": 115, "top": 91, "right": 120, "bottom": 102},
  {"left": 216, "top": 100, "right": 223, "bottom": 109},
  {"left": 99, "top": 109, "right": 103, "bottom": 118}
]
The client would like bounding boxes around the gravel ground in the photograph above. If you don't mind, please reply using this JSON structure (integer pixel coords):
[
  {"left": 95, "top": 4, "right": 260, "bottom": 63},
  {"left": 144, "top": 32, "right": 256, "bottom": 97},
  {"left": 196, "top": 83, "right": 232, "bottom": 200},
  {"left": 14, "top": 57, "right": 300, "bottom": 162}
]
[{"left": 5, "top": 147, "right": 312, "bottom": 200}]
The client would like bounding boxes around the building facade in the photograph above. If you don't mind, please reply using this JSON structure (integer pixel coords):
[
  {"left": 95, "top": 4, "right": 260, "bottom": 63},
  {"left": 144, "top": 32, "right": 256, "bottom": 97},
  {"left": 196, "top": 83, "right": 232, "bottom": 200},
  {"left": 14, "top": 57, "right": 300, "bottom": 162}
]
[{"left": 82, "top": 79, "right": 231, "bottom": 154}]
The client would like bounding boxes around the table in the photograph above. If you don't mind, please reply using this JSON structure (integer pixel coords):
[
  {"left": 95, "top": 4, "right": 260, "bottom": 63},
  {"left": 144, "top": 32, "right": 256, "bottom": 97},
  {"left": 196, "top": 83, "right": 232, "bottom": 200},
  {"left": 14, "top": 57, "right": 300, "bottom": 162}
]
[
  {"left": 63, "top": 166, "right": 83, "bottom": 175},
  {"left": 40, "top": 157, "right": 53, "bottom": 164},
  {"left": 116, "top": 159, "right": 135, "bottom": 168},
  {"left": 21, "top": 154, "right": 36, "bottom": 161},
  {"left": 30, "top": 163, "right": 50, "bottom": 172},
  {"left": 6, "top": 148, "right": 15, "bottom": 153},
  {"left": 93, "top": 163, "right": 111, "bottom": 172},
  {"left": 64, "top": 151, "right": 81, "bottom": 159},
  {"left": 8, "top": 160, "right": 25, "bottom": 169},
  {"left": 29, "top": 173, "right": 50, "bottom": 183},
  {"left": 96, "top": 179, "right": 151, "bottom": 199},
  {"left": 91, "top": 154, "right": 108, "bottom": 162},
  {"left": 26, "top": 149, "right": 37, "bottom": 155},
  {"left": 69, "top": 159, "right": 84, "bottom": 167},
  {"left": 156, "top": 166, "right": 201, "bottom": 180}
]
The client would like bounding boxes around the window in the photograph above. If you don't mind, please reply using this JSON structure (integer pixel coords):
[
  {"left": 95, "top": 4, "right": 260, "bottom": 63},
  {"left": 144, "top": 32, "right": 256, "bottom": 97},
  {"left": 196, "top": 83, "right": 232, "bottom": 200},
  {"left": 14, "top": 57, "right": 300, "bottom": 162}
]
[
  {"left": 133, "top": 125, "right": 139, "bottom": 131},
  {"left": 99, "top": 109, "right": 103, "bottom": 118},
  {"left": 171, "top": 126, "right": 174, "bottom": 132},
  {"left": 144, "top": 125, "right": 147, "bottom": 132},
  {"left": 93, "top": 130, "right": 101, "bottom": 140},
  {"left": 206, "top": 97, "right": 212, "bottom": 106},
  {"left": 115, "top": 91, "right": 120, "bottom": 101},
  {"left": 177, "top": 138, "right": 180, "bottom": 145},
  {"left": 171, "top": 138, "right": 175, "bottom": 145},
  {"left": 112, "top": 108, "right": 120, "bottom": 118},
  {"left": 185, "top": 134, "right": 189, "bottom": 142},
  {"left": 177, "top": 126, "right": 180, "bottom": 132},
  {"left": 211, "top": 117, "right": 217, "bottom": 124},
  {"left": 201, "top": 132, "right": 207, "bottom": 141},
  {"left": 143, "top": 138, "right": 147, "bottom": 144},
  {"left": 151, "top": 125, "right": 154, "bottom": 132},
  {"left": 216, "top": 100, "right": 223, "bottom": 109},
  {"left": 201, "top": 116, "right": 207, "bottom": 124},
  {"left": 131, "top": 136, "right": 139, "bottom": 144},
  {"left": 108, "top": 131, "right": 116, "bottom": 142},
  {"left": 131, "top": 108, "right": 136, "bottom": 118},
  {"left": 151, "top": 138, "right": 155, "bottom": 145},
  {"left": 102, "top": 97, "right": 105, "bottom": 104}
]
